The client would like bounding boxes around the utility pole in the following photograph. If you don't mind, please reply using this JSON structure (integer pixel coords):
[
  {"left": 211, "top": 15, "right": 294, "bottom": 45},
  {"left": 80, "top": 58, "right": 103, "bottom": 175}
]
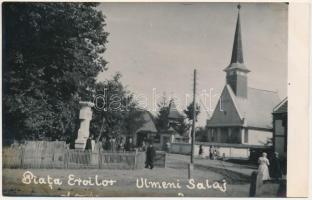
[{"left": 188, "top": 69, "right": 196, "bottom": 179}]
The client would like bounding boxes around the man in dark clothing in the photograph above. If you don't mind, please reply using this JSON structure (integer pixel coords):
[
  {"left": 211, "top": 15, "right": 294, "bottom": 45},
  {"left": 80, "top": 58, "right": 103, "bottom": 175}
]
[
  {"left": 65, "top": 137, "right": 71, "bottom": 145},
  {"left": 270, "top": 152, "right": 283, "bottom": 181},
  {"left": 209, "top": 146, "right": 213, "bottom": 160},
  {"left": 199, "top": 145, "right": 203, "bottom": 156},
  {"left": 84, "top": 136, "right": 93, "bottom": 164},
  {"left": 85, "top": 136, "right": 92, "bottom": 151},
  {"left": 145, "top": 142, "right": 156, "bottom": 169},
  {"left": 249, "top": 171, "right": 258, "bottom": 197},
  {"left": 104, "top": 137, "right": 112, "bottom": 151},
  {"left": 124, "top": 138, "right": 134, "bottom": 152}
]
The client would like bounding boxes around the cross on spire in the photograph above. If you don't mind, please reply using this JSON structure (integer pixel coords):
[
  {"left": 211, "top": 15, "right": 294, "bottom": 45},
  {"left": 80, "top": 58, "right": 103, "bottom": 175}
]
[{"left": 237, "top": 4, "right": 241, "bottom": 10}]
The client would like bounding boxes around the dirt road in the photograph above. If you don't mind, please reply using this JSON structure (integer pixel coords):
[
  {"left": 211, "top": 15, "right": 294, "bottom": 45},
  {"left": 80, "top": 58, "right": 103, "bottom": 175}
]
[{"left": 2, "top": 154, "right": 254, "bottom": 197}]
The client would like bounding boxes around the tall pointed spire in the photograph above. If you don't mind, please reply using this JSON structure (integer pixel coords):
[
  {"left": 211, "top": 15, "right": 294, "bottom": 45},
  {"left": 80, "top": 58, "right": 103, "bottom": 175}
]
[
  {"left": 231, "top": 4, "right": 243, "bottom": 63},
  {"left": 224, "top": 4, "right": 249, "bottom": 72}
]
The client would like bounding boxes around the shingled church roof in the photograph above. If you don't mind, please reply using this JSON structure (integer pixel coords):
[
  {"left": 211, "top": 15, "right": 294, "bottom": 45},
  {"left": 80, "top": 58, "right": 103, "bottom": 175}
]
[
  {"left": 207, "top": 85, "right": 280, "bottom": 129},
  {"left": 227, "top": 85, "right": 280, "bottom": 128}
]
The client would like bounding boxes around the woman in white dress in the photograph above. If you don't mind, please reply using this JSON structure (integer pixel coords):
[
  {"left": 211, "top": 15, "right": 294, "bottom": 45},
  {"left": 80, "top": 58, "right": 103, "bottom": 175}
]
[
  {"left": 256, "top": 152, "right": 270, "bottom": 188},
  {"left": 258, "top": 152, "right": 270, "bottom": 180}
]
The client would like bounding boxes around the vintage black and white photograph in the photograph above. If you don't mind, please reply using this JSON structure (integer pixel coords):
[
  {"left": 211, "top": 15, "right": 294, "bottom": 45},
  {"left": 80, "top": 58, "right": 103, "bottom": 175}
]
[{"left": 2, "top": 2, "right": 289, "bottom": 197}]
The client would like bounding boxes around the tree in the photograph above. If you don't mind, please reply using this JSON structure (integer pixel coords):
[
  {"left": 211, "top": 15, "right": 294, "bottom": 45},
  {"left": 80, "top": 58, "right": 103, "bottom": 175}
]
[
  {"left": 90, "top": 73, "right": 145, "bottom": 141},
  {"left": 3, "top": 3, "right": 108, "bottom": 140},
  {"left": 171, "top": 118, "right": 191, "bottom": 136},
  {"left": 183, "top": 102, "right": 200, "bottom": 140},
  {"left": 155, "top": 95, "right": 170, "bottom": 132},
  {"left": 184, "top": 102, "right": 200, "bottom": 122}
]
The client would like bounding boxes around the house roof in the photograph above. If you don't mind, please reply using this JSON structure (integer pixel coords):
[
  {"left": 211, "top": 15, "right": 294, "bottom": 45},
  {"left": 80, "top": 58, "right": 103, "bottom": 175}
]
[
  {"left": 273, "top": 97, "right": 287, "bottom": 114},
  {"left": 226, "top": 85, "right": 280, "bottom": 128},
  {"left": 168, "top": 101, "right": 185, "bottom": 120},
  {"left": 135, "top": 110, "right": 157, "bottom": 133}
]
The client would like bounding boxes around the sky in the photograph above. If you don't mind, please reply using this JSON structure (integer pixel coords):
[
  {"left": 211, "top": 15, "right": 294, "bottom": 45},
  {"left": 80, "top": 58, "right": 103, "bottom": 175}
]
[{"left": 97, "top": 3, "right": 288, "bottom": 126}]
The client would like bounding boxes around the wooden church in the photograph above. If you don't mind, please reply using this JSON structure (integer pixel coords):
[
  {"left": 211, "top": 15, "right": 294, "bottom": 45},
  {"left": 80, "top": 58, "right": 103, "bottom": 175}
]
[{"left": 206, "top": 6, "right": 280, "bottom": 149}]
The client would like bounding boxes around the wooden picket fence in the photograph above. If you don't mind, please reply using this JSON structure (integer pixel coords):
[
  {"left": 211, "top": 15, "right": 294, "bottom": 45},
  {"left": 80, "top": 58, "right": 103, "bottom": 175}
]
[
  {"left": 2, "top": 146, "right": 24, "bottom": 168},
  {"left": 2, "top": 141, "right": 166, "bottom": 169}
]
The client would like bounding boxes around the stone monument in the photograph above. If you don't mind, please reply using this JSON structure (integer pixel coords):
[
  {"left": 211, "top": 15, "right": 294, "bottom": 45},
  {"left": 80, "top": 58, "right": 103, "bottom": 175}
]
[{"left": 75, "top": 101, "right": 94, "bottom": 150}]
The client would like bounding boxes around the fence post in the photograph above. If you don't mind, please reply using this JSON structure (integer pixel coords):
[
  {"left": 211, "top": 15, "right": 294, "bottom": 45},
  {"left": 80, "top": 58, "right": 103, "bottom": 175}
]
[
  {"left": 230, "top": 147, "right": 232, "bottom": 158},
  {"left": 51, "top": 148, "right": 55, "bottom": 169},
  {"left": 164, "top": 152, "right": 167, "bottom": 168},
  {"left": 134, "top": 149, "right": 138, "bottom": 169},
  {"left": 98, "top": 147, "right": 102, "bottom": 169},
  {"left": 64, "top": 149, "right": 68, "bottom": 169},
  {"left": 20, "top": 146, "right": 24, "bottom": 168}
]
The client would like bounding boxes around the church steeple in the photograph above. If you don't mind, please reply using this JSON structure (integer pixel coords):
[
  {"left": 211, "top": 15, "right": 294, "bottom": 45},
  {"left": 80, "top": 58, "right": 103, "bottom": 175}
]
[
  {"left": 230, "top": 4, "right": 244, "bottom": 64},
  {"left": 224, "top": 4, "right": 250, "bottom": 98}
]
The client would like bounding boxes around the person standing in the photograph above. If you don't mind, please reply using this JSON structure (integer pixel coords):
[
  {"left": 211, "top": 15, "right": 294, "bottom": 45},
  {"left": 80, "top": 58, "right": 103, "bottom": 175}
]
[
  {"left": 165, "top": 141, "right": 171, "bottom": 152},
  {"left": 249, "top": 171, "right": 258, "bottom": 197},
  {"left": 117, "top": 137, "right": 125, "bottom": 152},
  {"left": 199, "top": 145, "right": 203, "bottom": 158},
  {"left": 110, "top": 137, "right": 116, "bottom": 152},
  {"left": 270, "top": 152, "right": 282, "bottom": 181},
  {"left": 101, "top": 137, "right": 106, "bottom": 151},
  {"left": 90, "top": 135, "right": 95, "bottom": 152},
  {"left": 213, "top": 149, "right": 218, "bottom": 160},
  {"left": 84, "top": 136, "right": 93, "bottom": 164},
  {"left": 256, "top": 152, "right": 270, "bottom": 189},
  {"left": 104, "top": 137, "right": 112, "bottom": 151},
  {"left": 209, "top": 146, "right": 213, "bottom": 160},
  {"left": 124, "top": 137, "right": 134, "bottom": 152},
  {"left": 85, "top": 136, "right": 93, "bottom": 151},
  {"left": 145, "top": 141, "right": 156, "bottom": 169}
]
